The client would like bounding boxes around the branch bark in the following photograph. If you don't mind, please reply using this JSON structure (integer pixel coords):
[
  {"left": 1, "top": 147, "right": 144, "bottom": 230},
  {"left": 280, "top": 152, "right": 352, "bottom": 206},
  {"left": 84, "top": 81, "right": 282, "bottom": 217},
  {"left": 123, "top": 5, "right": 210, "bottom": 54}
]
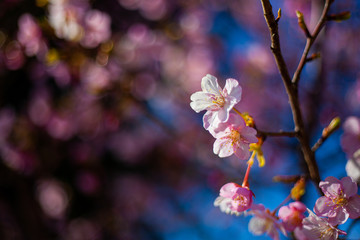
[{"left": 259, "top": 0, "right": 332, "bottom": 188}]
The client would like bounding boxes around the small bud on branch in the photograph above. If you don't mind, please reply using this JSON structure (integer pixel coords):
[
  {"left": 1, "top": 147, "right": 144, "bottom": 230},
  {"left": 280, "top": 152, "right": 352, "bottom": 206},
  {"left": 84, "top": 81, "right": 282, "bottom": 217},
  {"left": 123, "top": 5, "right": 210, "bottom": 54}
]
[
  {"left": 322, "top": 116, "right": 341, "bottom": 138},
  {"left": 327, "top": 11, "right": 351, "bottom": 22},
  {"left": 275, "top": 8, "right": 281, "bottom": 22},
  {"left": 306, "top": 53, "right": 321, "bottom": 62},
  {"left": 296, "top": 10, "right": 311, "bottom": 38}
]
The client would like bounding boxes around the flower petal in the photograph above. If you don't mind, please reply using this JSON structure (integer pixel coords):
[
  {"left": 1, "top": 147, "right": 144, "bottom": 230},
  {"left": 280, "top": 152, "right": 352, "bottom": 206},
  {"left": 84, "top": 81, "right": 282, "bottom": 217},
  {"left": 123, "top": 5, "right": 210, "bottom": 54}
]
[
  {"left": 213, "top": 137, "right": 233, "bottom": 158},
  {"left": 319, "top": 176, "right": 342, "bottom": 198},
  {"left": 219, "top": 182, "right": 239, "bottom": 198},
  {"left": 201, "top": 74, "right": 221, "bottom": 95},
  {"left": 314, "top": 196, "right": 336, "bottom": 217},
  {"left": 241, "top": 126, "right": 258, "bottom": 143},
  {"left": 328, "top": 209, "right": 349, "bottom": 225},
  {"left": 223, "top": 78, "right": 242, "bottom": 101},
  {"left": 340, "top": 176, "right": 358, "bottom": 198},
  {"left": 233, "top": 141, "right": 250, "bottom": 160},
  {"left": 346, "top": 195, "right": 360, "bottom": 219},
  {"left": 190, "top": 91, "right": 214, "bottom": 112},
  {"left": 203, "top": 111, "right": 219, "bottom": 131}
]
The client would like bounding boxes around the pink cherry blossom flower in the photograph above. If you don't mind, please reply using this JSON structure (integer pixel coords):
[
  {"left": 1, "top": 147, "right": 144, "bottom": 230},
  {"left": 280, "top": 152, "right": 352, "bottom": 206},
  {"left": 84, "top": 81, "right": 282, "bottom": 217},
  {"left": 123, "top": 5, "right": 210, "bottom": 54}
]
[
  {"left": 213, "top": 196, "right": 242, "bottom": 216},
  {"left": 346, "top": 149, "right": 360, "bottom": 183},
  {"left": 314, "top": 176, "right": 360, "bottom": 225},
  {"left": 212, "top": 113, "right": 257, "bottom": 159},
  {"left": 216, "top": 182, "right": 254, "bottom": 213},
  {"left": 341, "top": 116, "right": 360, "bottom": 157},
  {"left": 190, "top": 74, "right": 242, "bottom": 130},
  {"left": 81, "top": 10, "right": 111, "bottom": 48},
  {"left": 278, "top": 201, "right": 306, "bottom": 232},
  {"left": 17, "top": 14, "right": 44, "bottom": 56},
  {"left": 248, "top": 204, "right": 286, "bottom": 240},
  {"left": 299, "top": 209, "right": 346, "bottom": 240}
]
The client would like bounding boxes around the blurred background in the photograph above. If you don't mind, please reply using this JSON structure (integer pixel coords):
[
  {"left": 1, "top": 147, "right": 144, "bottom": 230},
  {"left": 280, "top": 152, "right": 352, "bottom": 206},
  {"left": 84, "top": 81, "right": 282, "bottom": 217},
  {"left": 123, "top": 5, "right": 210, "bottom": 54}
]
[{"left": 0, "top": 0, "right": 360, "bottom": 239}]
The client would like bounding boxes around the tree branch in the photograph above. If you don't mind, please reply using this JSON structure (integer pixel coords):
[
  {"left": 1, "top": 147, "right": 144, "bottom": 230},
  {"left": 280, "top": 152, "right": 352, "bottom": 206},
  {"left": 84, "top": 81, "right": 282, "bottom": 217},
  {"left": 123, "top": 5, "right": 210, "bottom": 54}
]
[
  {"left": 260, "top": 0, "right": 333, "bottom": 188},
  {"left": 292, "top": 0, "right": 332, "bottom": 85}
]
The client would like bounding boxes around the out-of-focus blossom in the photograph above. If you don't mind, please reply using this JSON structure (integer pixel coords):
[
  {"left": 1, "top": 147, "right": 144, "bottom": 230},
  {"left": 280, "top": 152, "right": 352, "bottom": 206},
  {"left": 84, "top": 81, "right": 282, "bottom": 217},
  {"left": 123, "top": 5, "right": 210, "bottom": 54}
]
[
  {"left": 190, "top": 74, "right": 242, "bottom": 130},
  {"left": 47, "top": 114, "right": 74, "bottom": 140},
  {"left": 81, "top": 62, "right": 111, "bottom": 94},
  {"left": 314, "top": 176, "right": 360, "bottom": 225},
  {"left": 3, "top": 41, "right": 24, "bottom": 70},
  {"left": 0, "top": 108, "right": 15, "bottom": 145},
  {"left": 48, "top": 0, "right": 87, "bottom": 41},
  {"left": 47, "top": 61, "right": 72, "bottom": 87},
  {"left": 216, "top": 182, "right": 254, "bottom": 213},
  {"left": 17, "top": 14, "right": 45, "bottom": 56},
  {"left": 341, "top": 116, "right": 360, "bottom": 157},
  {"left": 346, "top": 149, "right": 360, "bottom": 183},
  {"left": 278, "top": 201, "right": 306, "bottom": 232},
  {"left": 28, "top": 90, "right": 52, "bottom": 126},
  {"left": 299, "top": 209, "right": 347, "bottom": 240},
  {"left": 65, "top": 218, "right": 100, "bottom": 240},
  {"left": 36, "top": 179, "right": 69, "bottom": 219},
  {"left": 81, "top": 10, "right": 111, "bottom": 48},
  {"left": 248, "top": 204, "right": 286, "bottom": 240},
  {"left": 213, "top": 196, "right": 242, "bottom": 216},
  {"left": 212, "top": 113, "right": 257, "bottom": 159},
  {"left": 118, "top": 0, "right": 167, "bottom": 20}
]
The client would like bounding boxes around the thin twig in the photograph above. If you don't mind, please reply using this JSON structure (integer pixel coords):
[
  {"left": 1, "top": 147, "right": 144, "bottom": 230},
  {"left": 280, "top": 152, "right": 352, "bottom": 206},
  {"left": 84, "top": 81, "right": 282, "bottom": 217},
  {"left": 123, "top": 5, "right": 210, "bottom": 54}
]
[
  {"left": 260, "top": 0, "right": 333, "bottom": 190},
  {"left": 311, "top": 136, "right": 327, "bottom": 152},
  {"left": 292, "top": 0, "right": 332, "bottom": 85}
]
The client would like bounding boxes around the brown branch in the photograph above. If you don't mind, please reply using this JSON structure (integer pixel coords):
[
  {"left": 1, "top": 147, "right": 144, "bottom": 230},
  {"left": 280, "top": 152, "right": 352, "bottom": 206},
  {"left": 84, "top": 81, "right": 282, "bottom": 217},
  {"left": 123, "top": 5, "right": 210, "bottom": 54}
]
[
  {"left": 260, "top": 0, "right": 332, "bottom": 189},
  {"left": 292, "top": 0, "right": 332, "bottom": 85},
  {"left": 311, "top": 136, "right": 326, "bottom": 152}
]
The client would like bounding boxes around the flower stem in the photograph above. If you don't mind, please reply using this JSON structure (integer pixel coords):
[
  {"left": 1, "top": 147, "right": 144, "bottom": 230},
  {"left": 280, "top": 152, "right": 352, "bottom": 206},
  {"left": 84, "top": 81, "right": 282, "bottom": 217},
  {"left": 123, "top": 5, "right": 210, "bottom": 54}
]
[
  {"left": 242, "top": 151, "right": 256, "bottom": 188},
  {"left": 272, "top": 194, "right": 291, "bottom": 215}
]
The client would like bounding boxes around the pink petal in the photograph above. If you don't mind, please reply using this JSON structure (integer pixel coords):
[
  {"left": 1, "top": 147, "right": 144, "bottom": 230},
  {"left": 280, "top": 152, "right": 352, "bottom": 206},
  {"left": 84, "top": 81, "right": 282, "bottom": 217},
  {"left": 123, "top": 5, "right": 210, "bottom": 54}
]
[
  {"left": 213, "top": 138, "right": 233, "bottom": 158},
  {"left": 223, "top": 78, "right": 242, "bottom": 101},
  {"left": 201, "top": 74, "right": 221, "bottom": 95},
  {"left": 340, "top": 176, "right": 358, "bottom": 197},
  {"left": 203, "top": 111, "right": 218, "bottom": 130},
  {"left": 233, "top": 142, "right": 250, "bottom": 160},
  {"left": 314, "top": 196, "right": 336, "bottom": 217},
  {"left": 190, "top": 91, "right": 214, "bottom": 112},
  {"left": 319, "top": 176, "right": 342, "bottom": 198},
  {"left": 241, "top": 127, "right": 258, "bottom": 143},
  {"left": 343, "top": 117, "right": 360, "bottom": 135},
  {"left": 228, "top": 113, "right": 245, "bottom": 128},
  {"left": 346, "top": 195, "right": 360, "bottom": 219},
  {"left": 290, "top": 201, "right": 307, "bottom": 212},
  {"left": 278, "top": 206, "right": 292, "bottom": 220},
  {"left": 328, "top": 209, "right": 349, "bottom": 225},
  {"left": 219, "top": 182, "right": 239, "bottom": 198},
  {"left": 217, "top": 107, "right": 228, "bottom": 122}
]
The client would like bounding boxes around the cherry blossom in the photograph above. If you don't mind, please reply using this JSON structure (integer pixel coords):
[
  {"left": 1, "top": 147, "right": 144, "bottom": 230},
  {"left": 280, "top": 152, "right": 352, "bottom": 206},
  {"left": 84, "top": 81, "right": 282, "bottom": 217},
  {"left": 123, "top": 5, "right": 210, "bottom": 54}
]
[
  {"left": 212, "top": 113, "right": 257, "bottom": 159},
  {"left": 299, "top": 209, "right": 346, "bottom": 240},
  {"left": 248, "top": 204, "right": 286, "bottom": 240},
  {"left": 190, "top": 74, "right": 242, "bottom": 130},
  {"left": 346, "top": 149, "right": 360, "bottom": 183},
  {"left": 217, "top": 182, "right": 254, "bottom": 213},
  {"left": 341, "top": 116, "right": 360, "bottom": 157},
  {"left": 278, "top": 201, "right": 306, "bottom": 232},
  {"left": 314, "top": 176, "right": 360, "bottom": 225},
  {"left": 81, "top": 10, "right": 111, "bottom": 48},
  {"left": 17, "top": 14, "right": 45, "bottom": 57},
  {"left": 213, "top": 196, "right": 242, "bottom": 216}
]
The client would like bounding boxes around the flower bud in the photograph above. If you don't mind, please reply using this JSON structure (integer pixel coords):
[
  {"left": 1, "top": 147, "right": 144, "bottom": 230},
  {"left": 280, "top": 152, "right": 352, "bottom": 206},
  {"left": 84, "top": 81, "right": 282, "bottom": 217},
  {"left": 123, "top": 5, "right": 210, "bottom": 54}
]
[
  {"left": 291, "top": 177, "right": 306, "bottom": 200},
  {"left": 322, "top": 116, "right": 341, "bottom": 138}
]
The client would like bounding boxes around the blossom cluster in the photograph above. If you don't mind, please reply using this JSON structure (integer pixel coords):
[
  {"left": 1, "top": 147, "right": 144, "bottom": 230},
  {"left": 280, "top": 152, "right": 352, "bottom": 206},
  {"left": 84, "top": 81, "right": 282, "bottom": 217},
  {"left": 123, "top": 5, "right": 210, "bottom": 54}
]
[{"left": 190, "top": 74, "right": 360, "bottom": 239}]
